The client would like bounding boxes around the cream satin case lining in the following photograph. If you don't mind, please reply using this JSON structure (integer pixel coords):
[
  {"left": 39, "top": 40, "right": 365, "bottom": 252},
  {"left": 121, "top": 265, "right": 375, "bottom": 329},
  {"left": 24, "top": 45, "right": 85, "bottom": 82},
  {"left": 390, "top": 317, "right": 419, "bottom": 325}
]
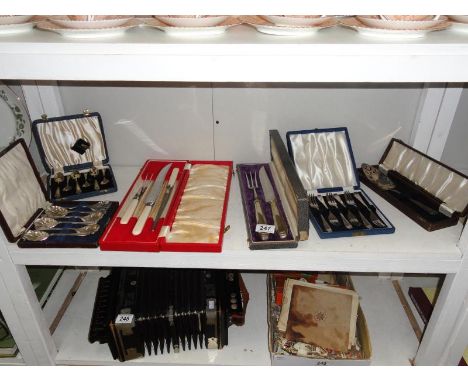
[{"left": 167, "top": 164, "right": 229, "bottom": 243}]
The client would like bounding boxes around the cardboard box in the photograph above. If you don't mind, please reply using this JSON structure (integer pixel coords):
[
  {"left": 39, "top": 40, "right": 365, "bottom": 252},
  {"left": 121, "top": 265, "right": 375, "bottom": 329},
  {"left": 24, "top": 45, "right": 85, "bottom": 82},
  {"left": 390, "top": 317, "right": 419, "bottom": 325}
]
[{"left": 267, "top": 273, "right": 372, "bottom": 366}]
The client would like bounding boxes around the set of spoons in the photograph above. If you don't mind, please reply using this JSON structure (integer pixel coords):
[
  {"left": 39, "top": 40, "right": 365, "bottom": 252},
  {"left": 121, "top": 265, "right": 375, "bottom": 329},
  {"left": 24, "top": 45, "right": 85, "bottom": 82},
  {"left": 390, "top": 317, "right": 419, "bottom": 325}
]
[{"left": 23, "top": 201, "right": 111, "bottom": 242}]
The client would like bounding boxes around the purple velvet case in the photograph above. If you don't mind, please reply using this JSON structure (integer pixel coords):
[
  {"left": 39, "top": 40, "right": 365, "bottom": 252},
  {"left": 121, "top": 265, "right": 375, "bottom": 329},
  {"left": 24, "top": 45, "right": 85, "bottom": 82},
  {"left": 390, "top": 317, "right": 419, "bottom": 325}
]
[{"left": 237, "top": 163, "right": 298, "bottom": 250}]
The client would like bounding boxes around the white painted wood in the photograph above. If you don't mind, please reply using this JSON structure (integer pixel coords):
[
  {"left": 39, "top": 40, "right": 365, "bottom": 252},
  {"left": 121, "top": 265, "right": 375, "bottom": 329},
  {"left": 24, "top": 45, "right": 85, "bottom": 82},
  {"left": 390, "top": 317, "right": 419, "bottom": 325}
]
[
  {"left": 212, "top": 84, "right": 421, "bottom": 164},
  {"left": 410, "top": 85, "right": 446, "bottom": 153},
  {"left": 427, "top": 86, "right": 463, "bottom": 160},
  {"left": 5, "top": 166, "right": 463, "bottom": 273},
  {"left": 0, "top": 272, "right": 36, "bottom": 364},
  {"left": 3, "top": 27, "right": 468, "bottom": 82},
  {"left": 58, "top": 84, "right": 215, "bottom": 165},
  {"left": 414, "top": 224, "right": 468, "bottom": 365},
  {"left": 0, "top": 229, "right": 57, "bottom": 365}
]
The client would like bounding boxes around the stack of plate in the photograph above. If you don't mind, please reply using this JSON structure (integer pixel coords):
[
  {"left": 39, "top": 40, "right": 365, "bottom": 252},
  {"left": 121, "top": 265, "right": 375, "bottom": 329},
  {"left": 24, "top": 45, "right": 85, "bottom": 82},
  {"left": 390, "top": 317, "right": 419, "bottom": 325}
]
[
  {"left": 0, "top": 15, "right": 35, "bottom": 35},
  {"left": 243, "top": 15, "right": 336, "bottom": 36},
  {"left": 341, "top": 15, "right": 450, "bottom": 39},
  {"left": 37, "top": 15, "right": 138, "bottom": 39}
]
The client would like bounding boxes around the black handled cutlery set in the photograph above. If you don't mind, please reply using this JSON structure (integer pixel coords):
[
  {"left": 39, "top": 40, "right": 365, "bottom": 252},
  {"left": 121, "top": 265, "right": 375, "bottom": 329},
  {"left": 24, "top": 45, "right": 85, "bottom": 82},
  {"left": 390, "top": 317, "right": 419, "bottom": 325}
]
[{"left": 308, "top": 191, "right": 388, "bottom": 233}]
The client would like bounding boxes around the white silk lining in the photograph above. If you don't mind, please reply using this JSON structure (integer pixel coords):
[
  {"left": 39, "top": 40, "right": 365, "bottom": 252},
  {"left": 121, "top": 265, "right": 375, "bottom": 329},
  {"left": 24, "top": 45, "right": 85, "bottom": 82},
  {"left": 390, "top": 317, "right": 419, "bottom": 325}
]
[
  {"left": 0, "top": 144, "right": 47, "bottom": 237},
  {"left": 36, "top": 116, "right": 106, "bottom": 170},
  {"left": 382, "top": 141, "right": 468, "bottom": 213},
  {"left": 289, "top": 131, "right": 357, "bottom": 191}
]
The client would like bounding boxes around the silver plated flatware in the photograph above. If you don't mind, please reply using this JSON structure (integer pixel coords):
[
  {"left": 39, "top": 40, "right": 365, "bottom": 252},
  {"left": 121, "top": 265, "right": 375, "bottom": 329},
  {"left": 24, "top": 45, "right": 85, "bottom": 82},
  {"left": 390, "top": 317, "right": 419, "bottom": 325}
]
[
  {"left": 151, "top": 167, "right": 180, "bottom": 232},
  {"left": 353, "top": 192, "right": 386, "bottom": 228},
  {"left": 327, "top": 193, "right": 352, "bottom": 230},
  {"left": 259, "top": 166, "right": 288, "bottom": 239},
  {"left": 246, "top": 171, "right": 269, "bottom": 241},
  {"left": 309, "top": 195, "right": 332, "bottom": 233},
  {"left": 34, "top": 217, "right": 97, "bottom": 230},
  {"left": 23, "top": 226, "right": 99, "bottom": 241},
  {"left": 133, "top": 163, "right": 171, "bottom": 235}
]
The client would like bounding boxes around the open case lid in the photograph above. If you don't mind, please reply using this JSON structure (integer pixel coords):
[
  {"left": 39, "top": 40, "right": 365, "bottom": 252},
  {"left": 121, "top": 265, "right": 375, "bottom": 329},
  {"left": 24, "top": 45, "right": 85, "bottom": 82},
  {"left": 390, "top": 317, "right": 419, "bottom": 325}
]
[
  {"left": 0, "top": 139, "right": 48, "bottom": 242},
  {"left": 32, "top": 112, "right": 110, "bottom": 174},
  {"left": 286, "top": 128, "right": 359, "bottom": 193},
  {"left": 379, "top": 138, "right": 468, "bottom": 216}
]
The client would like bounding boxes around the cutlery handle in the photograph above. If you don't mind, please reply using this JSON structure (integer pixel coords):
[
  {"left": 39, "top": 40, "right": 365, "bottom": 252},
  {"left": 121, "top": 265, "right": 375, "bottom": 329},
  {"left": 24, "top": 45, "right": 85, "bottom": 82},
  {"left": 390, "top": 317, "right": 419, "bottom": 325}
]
[
  {"left": 121, "top": 198, "right": 138, "bottom": 224},
  {"left": 270, "top": 200, "right": 288, "bottom": 239},
  {"left": 132, "top": 205, "right": 151, "bottom": 235},
  {"left": 320, "top": 214, "right": 333, "bottom": 233},
  {"left": 358, "top": 210, "right": 373, "bottom": 229},
  {"left": 254, "top": 197, "right": 269, "bottom": 241}
]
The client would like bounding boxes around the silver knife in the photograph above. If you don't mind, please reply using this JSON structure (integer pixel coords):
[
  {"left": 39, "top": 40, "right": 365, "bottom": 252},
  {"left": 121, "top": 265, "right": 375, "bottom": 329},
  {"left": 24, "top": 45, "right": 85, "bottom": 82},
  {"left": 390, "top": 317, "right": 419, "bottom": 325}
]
[
  {"left": 132, "top": 164, "right": 171, "bottom": 235},
  {"left": 151, "top": 167, "right": 179, "bottom": 231},
  {"left": 259, "top": 166, "right": 288, "bottom": 239}
]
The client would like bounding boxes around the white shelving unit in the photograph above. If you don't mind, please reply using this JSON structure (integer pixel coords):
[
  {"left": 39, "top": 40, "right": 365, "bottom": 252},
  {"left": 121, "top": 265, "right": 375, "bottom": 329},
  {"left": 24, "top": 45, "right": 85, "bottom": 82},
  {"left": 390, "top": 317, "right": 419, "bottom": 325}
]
[{"left": 0, "top": 20, "right": 468, "bottom": 366}]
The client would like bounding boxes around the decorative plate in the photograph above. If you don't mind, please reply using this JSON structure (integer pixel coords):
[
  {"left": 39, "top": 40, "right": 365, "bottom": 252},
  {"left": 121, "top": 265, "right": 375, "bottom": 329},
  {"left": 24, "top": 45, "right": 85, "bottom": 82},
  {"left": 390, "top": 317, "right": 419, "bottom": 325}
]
[
  {"left": 262, "top": 15, "right": 331, "bottom": 27},
  {"left": 448, "top": 15, "right": 468, "bottom": 23},
  {"left": 36, "top": 19, "right": 139, "bottom": 39},
  {"left": 0, "top": 21, "right": 35, "bottom": 35},
  {"left": 48, "top": 16, "right": 133, "bottom": 30},
  {"left": 242, "top": 15, "right": 336, "bottom": 36},
  {"left": 143, "top": 17, "right": 241, "bottom": 36},
  {"left": 340, "top": 17, "right": 451, "bottom": 39},
  {"left": 0, "top": 15, "right": 33, "bottom": 25},
  {"left": 356, "top": 15, "right": 448, "bottom": 30},
  {"left": 154, "top": 15, "right": 229, "bottom": 28},
  {"left": 0, "top": 84, "right": 31, "bottom": 150}
]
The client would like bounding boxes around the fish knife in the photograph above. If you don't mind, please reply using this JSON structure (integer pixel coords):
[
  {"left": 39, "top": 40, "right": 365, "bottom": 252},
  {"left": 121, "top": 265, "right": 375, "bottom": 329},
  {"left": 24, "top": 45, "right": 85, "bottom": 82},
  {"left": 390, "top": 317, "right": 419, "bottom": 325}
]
[
  {"left": 132, "top": 164, "right": 171, "bottom": 235},
  {"left": 259, "top": 166, "right": 288, "bottom": 239}
]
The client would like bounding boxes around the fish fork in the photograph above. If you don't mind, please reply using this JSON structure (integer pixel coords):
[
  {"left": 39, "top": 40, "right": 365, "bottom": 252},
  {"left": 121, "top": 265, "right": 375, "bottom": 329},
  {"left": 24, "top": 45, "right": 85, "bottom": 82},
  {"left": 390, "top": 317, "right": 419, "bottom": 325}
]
[
  {"left": 318, "top": 194, "right": 340, "bottom": 227},
  {"left": 344, "top": 192, "right": 374, "bottom": 229},
  {"left": 334, "top": 194, "right": 360, "bottom": 227},
  {"left": 309, "top": 195, "right": 332, "bottom": 233},
  {"left": 246, "top": 171, "right": 269, "bottom": 240},
  {"left": 326, "top": 194, "right": 353, "bottom": 230},
  {"left": 352, "top": 192, "right": 386, "bottom": 228}
]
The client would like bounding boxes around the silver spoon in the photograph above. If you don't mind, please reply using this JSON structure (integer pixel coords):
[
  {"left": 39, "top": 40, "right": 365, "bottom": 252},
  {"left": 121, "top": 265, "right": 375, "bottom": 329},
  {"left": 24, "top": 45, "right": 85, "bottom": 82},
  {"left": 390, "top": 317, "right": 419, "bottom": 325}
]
[
  {"left": 34, "top": 217, "right": 97, "bottom": 230},
  {"left": 32, "top": 223, "right": 100, "bottom": 233},
  {"left": 90, "top": 167, "right": 100, "bottom": 191},
  {"left": 45, "top": 201, "right": 110, "bottom": 215},
  {"left": 44, "top": 210, "right": 104, "bottom": 223},
  {"left": 44, "top": 206, "right": 104, "bottom": 218},
  {"left": 23, "top": 227, "right": 99, "bottom": 242}
]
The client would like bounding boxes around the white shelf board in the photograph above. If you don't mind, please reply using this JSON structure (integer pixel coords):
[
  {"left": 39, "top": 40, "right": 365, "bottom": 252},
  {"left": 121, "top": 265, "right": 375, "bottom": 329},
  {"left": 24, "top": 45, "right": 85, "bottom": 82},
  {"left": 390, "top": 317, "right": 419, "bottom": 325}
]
[
  {"left": 54, "top": 270, "right": 271, "bottom": 366},
  {"left": 51, "top": 270, "right": 418, "bottom": 365},
  {"left": 2, "top": 24, "right": 468, "bottom": 82},
  {"left": 9, "top": 166, "right": 463, "bottom": 273}
]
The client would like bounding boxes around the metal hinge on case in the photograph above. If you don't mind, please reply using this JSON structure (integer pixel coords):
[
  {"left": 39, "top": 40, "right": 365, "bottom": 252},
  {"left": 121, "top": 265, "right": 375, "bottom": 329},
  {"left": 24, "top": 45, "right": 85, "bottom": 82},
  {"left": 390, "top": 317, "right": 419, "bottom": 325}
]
[
  {"left": 83, "top": 109, "right": 92, "bottom": 116},
  {"left": 378, "top": 164, "right": 389, "bottom": 175},
  {"left": 41, "top": 114, "right": 48, "bottom": 120},
  {"left": 184, "top": 163, "right": 192, "bottom": 171},
  {"left": 439, "top": 203, "right": 455, "bottom": 218}
]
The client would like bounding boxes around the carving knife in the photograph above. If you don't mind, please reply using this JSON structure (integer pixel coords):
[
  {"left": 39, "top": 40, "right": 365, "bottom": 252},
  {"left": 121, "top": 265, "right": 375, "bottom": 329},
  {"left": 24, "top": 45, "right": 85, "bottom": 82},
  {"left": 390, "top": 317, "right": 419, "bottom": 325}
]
[
  {"left": 132, "top": 164, "right": 171, "bottom": 235},
  {"left": 120, "top": 178, "right": 149, "bottom": 225},
  {"left": 151, "top": 168, "right": 179, "bottom": 231},
  {"left": 258, "top": 166, "right": 288, "bottom": 239}
]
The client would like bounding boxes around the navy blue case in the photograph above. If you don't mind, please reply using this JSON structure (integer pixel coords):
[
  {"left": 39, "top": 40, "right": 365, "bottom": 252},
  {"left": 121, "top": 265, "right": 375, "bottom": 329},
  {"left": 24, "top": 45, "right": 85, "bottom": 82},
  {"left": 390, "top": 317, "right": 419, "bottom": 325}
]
[
  {"left": 286, "top": 127, "right": 395, "bottom": 239},
  {"left": 32, "top": 112, "right": 117, "bottom": 202}
]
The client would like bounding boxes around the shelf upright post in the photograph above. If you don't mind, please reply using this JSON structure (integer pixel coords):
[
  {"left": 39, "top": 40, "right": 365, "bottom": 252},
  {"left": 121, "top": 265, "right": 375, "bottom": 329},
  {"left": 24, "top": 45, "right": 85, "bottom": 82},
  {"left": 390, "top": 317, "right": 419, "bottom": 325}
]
[
  {"left": 414, "top": 223, "right": 468, "bottom": 365},
  {"left": 0, "top": 234, "right": 56, "bottom": 365}
]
